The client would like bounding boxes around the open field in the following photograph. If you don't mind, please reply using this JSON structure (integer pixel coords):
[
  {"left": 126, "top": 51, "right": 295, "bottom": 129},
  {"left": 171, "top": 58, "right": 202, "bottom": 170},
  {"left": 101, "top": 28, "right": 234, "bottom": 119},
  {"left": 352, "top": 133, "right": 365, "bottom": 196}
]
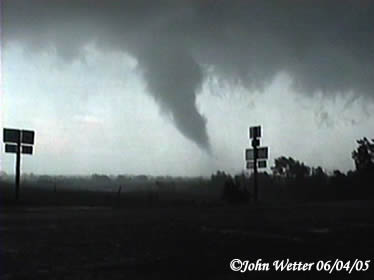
[{"left": 1, "top": 190, "right": 373, "bottom": 280}]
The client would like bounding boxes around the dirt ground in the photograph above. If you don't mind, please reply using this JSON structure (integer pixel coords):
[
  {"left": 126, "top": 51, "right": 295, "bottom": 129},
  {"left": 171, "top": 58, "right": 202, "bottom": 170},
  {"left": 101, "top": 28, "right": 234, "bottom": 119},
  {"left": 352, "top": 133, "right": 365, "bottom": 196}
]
[{"left": 1, "top": 201, "right": 373, "bottom": 279}]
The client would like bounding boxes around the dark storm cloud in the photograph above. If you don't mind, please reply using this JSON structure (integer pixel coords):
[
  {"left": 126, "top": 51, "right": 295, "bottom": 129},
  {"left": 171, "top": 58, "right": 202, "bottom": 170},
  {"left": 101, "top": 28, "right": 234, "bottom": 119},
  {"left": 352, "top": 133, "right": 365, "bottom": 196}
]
[{"left": 2, "top": 0, "right": 374, "bottom": 150}]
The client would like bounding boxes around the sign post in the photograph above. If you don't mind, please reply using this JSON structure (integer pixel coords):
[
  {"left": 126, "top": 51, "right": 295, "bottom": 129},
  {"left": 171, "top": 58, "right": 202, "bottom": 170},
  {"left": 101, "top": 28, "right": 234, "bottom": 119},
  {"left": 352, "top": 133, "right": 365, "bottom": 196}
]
[
  {"left": 3, "top": 128, "right": 35, "bottom": 201},
  {"left": 252, "top": 137, "right": 259, "bottom": 202},
  {"left": 15, "top": 135, "right": 21, "bottom": 200},
  {"left": 245, "top": 126, "right": 268, "bottom": 202}
]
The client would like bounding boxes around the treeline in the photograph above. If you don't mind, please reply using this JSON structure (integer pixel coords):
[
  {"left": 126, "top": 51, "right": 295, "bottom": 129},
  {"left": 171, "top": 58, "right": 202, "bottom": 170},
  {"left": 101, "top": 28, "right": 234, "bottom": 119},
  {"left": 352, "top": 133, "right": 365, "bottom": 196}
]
[
  {"left": 218, "top": 137, "right": 374, "bottom": 203},
  {"left": 0, "top": 173, "right": 209, "bottom": 192},
  {"left": 1, "top": 137, "right": 373, "bottom": 205},
  {"left": 0, "top": 172, "right": 216, "bottom": 205}
]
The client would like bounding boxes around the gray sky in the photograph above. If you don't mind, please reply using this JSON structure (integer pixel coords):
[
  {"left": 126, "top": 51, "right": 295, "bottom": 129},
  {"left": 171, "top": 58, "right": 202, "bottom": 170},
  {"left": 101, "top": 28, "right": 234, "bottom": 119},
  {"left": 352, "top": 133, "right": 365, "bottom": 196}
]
[{"left": 1, "top": 0, "right": 374, "bottom": 176}]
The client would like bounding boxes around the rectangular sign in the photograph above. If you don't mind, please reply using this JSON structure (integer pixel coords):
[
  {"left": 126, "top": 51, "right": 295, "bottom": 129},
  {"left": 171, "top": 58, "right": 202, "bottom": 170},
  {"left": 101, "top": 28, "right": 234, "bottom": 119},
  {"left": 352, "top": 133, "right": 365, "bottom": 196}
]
[
  {"left": 245, "top": 147, "right": 268, "bottom": 160},
  {"left": 21, "top": 130, "right": 35, "bottom": 145},
  {"left": 5, "top": 143, "right": 18, "bottom": 153},
  {"left": 258, "top": 160, "right": 267, "bottom": 168},
  {"left": 3, "top": 128, "right": 20, "bottom": 143},
  {"left": 246, "top": 160, "right": 267, "bottom": 169},
  {"left": 22, "top": 145, "right": 33, "bottom": 155},
  {"left": 246, "top": 161, "right": 254, "bottom": 169},
  {"left": 257, "top": 147, "right": 268, "bottom": 159},
  {"left": 249, "top": 126, "right": 261, "bottom": 139},
  {"left": 5, "top": 144, "right": 33, "bottom": 154},
  {"left": 245, "top": 149, "right": 254, "bottom": 160}
]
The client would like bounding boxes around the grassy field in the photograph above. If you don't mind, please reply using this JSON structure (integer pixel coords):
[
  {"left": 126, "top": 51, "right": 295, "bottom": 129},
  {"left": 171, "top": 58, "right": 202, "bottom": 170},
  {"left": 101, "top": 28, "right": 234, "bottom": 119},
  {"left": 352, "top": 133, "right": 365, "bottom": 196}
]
[{"left": 0, "top": 184, "right": 373, "bottom": 279}]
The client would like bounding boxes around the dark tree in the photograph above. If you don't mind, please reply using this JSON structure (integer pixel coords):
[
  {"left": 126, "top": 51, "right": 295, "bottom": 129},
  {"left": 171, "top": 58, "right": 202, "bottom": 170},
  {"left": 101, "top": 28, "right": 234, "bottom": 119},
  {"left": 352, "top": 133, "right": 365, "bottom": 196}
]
[
  {"left": 272, "top": 156, "right": 310, "bottom": 179},
  {"left": 272, "top": 156, "right": 290, "bottom": 177},
  {"left": 352, "top": 137, "right": 374, "bottom": 172},
  {"left": 312, "top": 166, "right": 327, "bottom": 179}
]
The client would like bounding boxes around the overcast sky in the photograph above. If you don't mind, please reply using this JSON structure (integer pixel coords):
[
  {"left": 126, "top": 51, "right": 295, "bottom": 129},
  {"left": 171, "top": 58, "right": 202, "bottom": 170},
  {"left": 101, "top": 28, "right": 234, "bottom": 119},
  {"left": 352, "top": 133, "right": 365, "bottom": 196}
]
[{"left": 1, "top": 0, "right": 374, "bottom": 176}]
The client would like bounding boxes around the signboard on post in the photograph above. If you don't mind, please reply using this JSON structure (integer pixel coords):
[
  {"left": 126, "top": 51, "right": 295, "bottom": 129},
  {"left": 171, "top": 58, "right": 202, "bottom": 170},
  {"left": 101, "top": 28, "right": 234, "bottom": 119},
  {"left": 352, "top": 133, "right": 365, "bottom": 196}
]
[
  {"left": 246, "top": 160, "right": 267, "bottom": 169},
  {"left": 5, "top": 144, "right": 18, "bottom": 153},
  {"left": 258, "top": 160, "right": 267, "bottom": 168},
  {"left": 257, "top": 147, "right": 268, "bottom": 159},
  {"left": 246, "top": 125, "right": 269, "bottom": 202},
  {"left": 21, "top": 130, "right": 35, "bottom": 145},
  {"left": 246, "top": 161, "right": 254, "bottom": 169},
  {"left": 21, "top": 145, "right": 33, "bottom": 155},
  {"left": 249, "top": 126, "right": 261, "bottom": 139},
  {"left": 245, "top": 149, "right": 254, "bottom": 161},
  {"left": 3, "top": 129, "right": 20, "bottom": 143},
  {"left": 245, "top": 147, "right": 268, "bottom": 161},
  {"left": 3, "top": 128, "right": 36, "bottom": 201}
]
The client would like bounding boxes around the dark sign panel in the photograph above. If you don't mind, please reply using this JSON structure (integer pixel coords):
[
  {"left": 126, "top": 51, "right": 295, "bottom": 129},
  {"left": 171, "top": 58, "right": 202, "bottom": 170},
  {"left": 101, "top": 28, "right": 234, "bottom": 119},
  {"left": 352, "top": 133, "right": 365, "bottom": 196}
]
[
  {"left": 5, "top": 143, "right": 18, "bottom": 153},
  {"left": 21, "top": 145, "right": 33, "bottom": 155},
  {"left": 245, "top": 147, "right": 268, "bottom": 160},
  {"left": 246, "top": 161, "right": 254, "bottom": 169},
  {"left": 3, "top": 128, "right": 20, "bottom": 143},
  {"left": 257, "top": 147, "right": 268, "bottom": 159},
  {"left": 258, "top": 160, "right": 267, "bottom": 168},
  {"left": 245, "top": 149, "right": 254, "bottom": 160},
  {"left": 246, "top": 160, "right": 267, "bottom": 169},
  {"left": 249, "top": 126, "right": 261, "bottom": 139},
  {"left": 21, "top": 130, "right": 35, "bottom": 145}
]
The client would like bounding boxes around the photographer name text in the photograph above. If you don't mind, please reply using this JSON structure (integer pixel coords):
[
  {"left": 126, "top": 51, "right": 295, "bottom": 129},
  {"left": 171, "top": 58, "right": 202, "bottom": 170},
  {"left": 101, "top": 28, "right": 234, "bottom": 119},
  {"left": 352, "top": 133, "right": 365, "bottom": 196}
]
[{"left": 230, "top": 258, "right": 371, "bottom": 274}]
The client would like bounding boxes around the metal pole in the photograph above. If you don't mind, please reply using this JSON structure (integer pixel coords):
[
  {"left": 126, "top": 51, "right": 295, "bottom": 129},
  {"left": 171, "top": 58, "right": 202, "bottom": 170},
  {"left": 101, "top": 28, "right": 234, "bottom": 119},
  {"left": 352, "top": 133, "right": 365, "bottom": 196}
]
[
  {"left": 253, "top": 141, "right": 258, "bottom": 202},
  {"left": 15, "top": 137, "right": 21, "bottom": 201}
]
